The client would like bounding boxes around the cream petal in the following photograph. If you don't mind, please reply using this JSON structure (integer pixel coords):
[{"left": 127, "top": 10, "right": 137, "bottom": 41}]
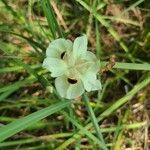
[
  {"left": 73, "top": 35, "right": 87, "bottom": 59},
  {"left": 85, "top": 51, "right": 100, "bottom": 73},
  {"left": 55, "top": 76, "right": 69, "bottom": 98},
  {"left": 81, "top": 72, "right": 101, "bottom": 92},
  {"left": 74, "top": 51, "right": 100, "bottom": 76},
  {"left": 55, "top": 76, "right": 85, "bottom": 99},
  {"left": 66, "top": 80, "right": 85, "bottom": 99},
  {"left": 43, "top": 58, "right": 67, "bottom": 77},
  {"left": 46, "top": 39, "right": 73, "bottom": 58}
]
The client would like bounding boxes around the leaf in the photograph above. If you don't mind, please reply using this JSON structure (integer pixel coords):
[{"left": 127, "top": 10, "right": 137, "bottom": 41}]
[
  {"left": 41, "top": 0, "right": 63, "bottom": 38},
  {"left": 0, "top": 100, "right": 72, "bottom": 142}
]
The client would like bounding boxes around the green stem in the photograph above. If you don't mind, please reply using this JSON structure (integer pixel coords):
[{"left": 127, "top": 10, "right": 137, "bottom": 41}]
[{"left": 83, "top": 93, "right": 108, "bottom": 150}]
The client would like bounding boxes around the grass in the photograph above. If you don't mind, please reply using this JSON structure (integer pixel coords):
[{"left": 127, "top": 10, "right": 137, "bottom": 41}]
[{"left": 0, "top": 0, "right": 150, "bottom": 149}]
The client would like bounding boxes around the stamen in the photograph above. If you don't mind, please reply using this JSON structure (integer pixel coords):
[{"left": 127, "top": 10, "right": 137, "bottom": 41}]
[{"left": 67, "top": 78, "right": 77, "bottom": 84}]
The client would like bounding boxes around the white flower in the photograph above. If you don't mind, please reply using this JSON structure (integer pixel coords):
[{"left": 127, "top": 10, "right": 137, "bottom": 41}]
[{"left": 43, "top": 35, "right": 101, "bottom": 99}]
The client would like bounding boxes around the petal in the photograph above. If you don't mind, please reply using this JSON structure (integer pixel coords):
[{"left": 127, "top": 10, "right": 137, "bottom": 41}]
[
  {"left": 85, "top": 51, "right": 100, "bottom": 73},
  {"left": 75, "top": 52, "right": 100, "bottom": 77},
  {"left": 73, "top": 35, "right": 87, "bottom": 59},
  {"left": 55, "top": 76, "right": 69, "bottom": 98},
  {"left": 81, "top": 72, "right": 101, "bottom": 92},
  {"left": 55, "top": 76, "right": 85, "bottom": 99},
  {"left": 46, "top": 39, "right": 73, "bottom": 58},
  {"left": 66, "top": 80, "right": 85, "bottom": 99},
  {"left": 43, "top": 58, "right": 67, "bottom": 77}
]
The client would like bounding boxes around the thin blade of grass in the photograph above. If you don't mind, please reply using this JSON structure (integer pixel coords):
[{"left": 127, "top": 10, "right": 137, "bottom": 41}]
[
  {"left": 41, "top": 0, "right": 63, "bottom": 38},
  {"left": 82, "top": 93, "right": 108, "bottom": 150},
  {"left": 101, "top": 61, "right": 150, "bottom": 71},
  {"left": 0, "top": 30, "right": 46, "bottom": 52},
  {"left": 0, "top": 76, "right": 35, "bottom": 93},
  {"left": 119, "top": 0, "right": 144, "bottom": 17},
  {"left": 0, "top": 64, "right": 40, "bottom": 73},
  {"left": 0, "top": 88, "right": 19, "bottom": 101},
  {"left": 0, "top": 100, "right": 72, "bottom": 142}
]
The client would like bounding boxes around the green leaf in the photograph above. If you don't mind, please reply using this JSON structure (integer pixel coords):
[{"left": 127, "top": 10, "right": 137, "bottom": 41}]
[
  {"left": 0, "top": 88, "right": 18, "bottom": 101},
  {"left": 101, "top": 61, "right": 150, "bottom": 71},
  {"left": 0, "top": 100, "right": 72, "bottom": 142},
  {"left": 41, "top": 0, "right": 63, "bottom": 38},
  {"left": 82, "top": 93, "right": 108, "bottom": 150},
  {"left": 0, "top": 76, "right": 35, "bottom": 93}
]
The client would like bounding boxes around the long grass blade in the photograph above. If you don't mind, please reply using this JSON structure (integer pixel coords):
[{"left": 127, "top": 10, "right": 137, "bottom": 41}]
[{"left": 0, "top": 100, "right": 72, "bottom": 142}]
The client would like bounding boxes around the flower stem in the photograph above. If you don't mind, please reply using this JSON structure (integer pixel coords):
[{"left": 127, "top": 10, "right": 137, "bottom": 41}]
[{"left": 83, "top": 93, "right": 108, "bottom": 150}]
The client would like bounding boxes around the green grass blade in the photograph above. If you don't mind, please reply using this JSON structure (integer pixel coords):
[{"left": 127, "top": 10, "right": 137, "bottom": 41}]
[
  {"left": 101, "top": 61, "right": 150, "bottom": 71},
  {"left": 83, "top": 93, "right": 108, "bottom": 150},
  {"left": 0, "top": 100, "right": 72, "bottom": 142},
  {"left": 41, "top": 0, "right": 63, "bottom": 38},
  {"left": 119, "top": 0, "right": 144, "bottom": 17},
  {"left": 0, "top": 30, "right": 46, "bottom": 52},
  {"left": 0, "top": 133, "right": 72, "bottom": 147},
  {"left": 0, "top": 64, "right": 40, "bottom": 73},
  {"left": 14, "top": 59, "right": 49, "bottom": 88},
  {"left": 0, "top": 88, "right": 18, "bottom": 101},
  {"left": 102, "top": 16, "right": 141, "bottom": 27},
  {"left": 95, "top": 20, "right": 102, "bottom": 58},
  {"left": 0, "top": 76, "right": 35, "bottom": 93}
]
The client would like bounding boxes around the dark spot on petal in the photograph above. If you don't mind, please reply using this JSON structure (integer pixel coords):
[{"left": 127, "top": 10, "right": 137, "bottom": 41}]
[
  {"left": 60, "top": 51, "right": 66, "bottom": 59},
  {"left": 67, "top": 78, "right": 77, "bottom": 84}
]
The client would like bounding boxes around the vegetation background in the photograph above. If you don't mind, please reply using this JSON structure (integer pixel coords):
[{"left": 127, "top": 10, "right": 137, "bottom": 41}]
[{"left": 0, "top": 0, "right": 150, "bottom": 149}]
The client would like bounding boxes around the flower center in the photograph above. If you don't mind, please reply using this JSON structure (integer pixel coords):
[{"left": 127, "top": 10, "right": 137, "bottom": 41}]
[{"left": 67, "top": 78, "right": 77, "bottom": 84}]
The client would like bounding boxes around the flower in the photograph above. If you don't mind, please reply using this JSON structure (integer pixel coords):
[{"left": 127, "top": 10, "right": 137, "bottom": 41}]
[{"left": 43, "top": 35, "right": 101, "bottom": 99}]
